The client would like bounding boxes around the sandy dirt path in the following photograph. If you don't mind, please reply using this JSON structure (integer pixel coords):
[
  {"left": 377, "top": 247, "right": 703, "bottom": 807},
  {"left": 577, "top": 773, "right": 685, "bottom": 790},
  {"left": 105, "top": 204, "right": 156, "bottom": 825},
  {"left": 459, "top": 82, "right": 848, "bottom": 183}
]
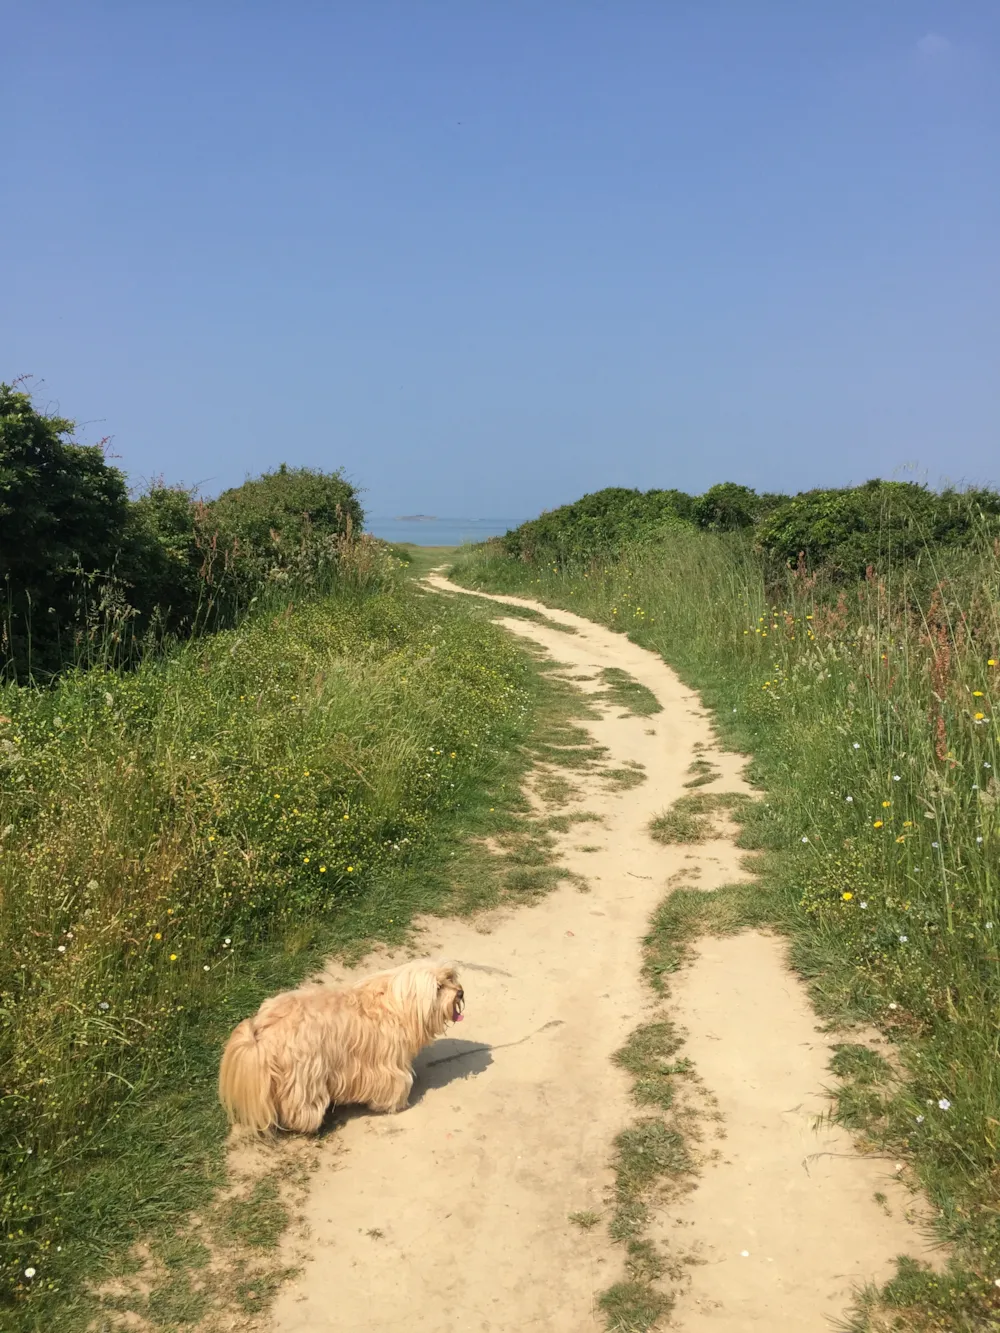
[{"left": 267, "top": 577, "right": 930, "bottom": 1332}]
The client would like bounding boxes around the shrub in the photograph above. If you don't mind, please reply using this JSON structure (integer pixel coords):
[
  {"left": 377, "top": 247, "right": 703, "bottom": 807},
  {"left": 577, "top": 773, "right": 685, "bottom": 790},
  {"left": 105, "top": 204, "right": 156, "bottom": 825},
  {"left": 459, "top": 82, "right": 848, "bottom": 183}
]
[
  {"left": 501, "top": 487, "right": 694, "bottom": 563},
  {"left": 692, "top": 481, "right": 762, "bottom": 531},
  {"left": 0, "top": 383, "right": 373, "bottom": 678},
  {"left": 0, "top": 383, "right": 133, "bottom": 678},
  {"left": 755, "top": 480, "right": 1000, "bottom": 576},
  {"left": 209, "top": 463, "right": 364, "bottom": 552}
]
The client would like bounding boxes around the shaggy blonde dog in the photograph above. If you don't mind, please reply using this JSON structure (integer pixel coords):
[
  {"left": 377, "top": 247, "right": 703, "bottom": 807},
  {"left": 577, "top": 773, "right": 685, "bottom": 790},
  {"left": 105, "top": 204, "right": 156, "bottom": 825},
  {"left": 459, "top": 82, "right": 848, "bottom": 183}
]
[{"left": 218, "top": 959, "right": 464, "bottom": 1133}]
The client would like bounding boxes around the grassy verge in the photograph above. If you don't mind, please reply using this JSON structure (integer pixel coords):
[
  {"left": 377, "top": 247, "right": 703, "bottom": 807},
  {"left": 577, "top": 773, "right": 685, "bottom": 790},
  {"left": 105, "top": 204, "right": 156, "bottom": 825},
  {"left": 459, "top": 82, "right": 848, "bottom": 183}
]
[
  {"left": 452, "top": 528, "right": 1000, "bottom": 1329},
  {"left": 0, "top": 572, "right": 589, "bottom": 1330}
]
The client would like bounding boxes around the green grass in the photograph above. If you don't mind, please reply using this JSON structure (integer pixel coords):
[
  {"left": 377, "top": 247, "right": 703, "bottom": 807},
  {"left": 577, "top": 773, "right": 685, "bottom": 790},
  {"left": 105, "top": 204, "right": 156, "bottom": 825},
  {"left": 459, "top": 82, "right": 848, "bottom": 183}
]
[
  {"left": 649, "top": 791, "right": 752, "bottom": 844},
  {"left": 0, "top": 574, "right": 588, "bottom": 1330},
  {"left": 597, "top": 667, "right": 662, "bottom": 717},
  {"left": 451, "top": 524, "right": 1000, "bottom": 1329},
  {"left": 683, "top": 759, "right": 719, "bottom": 789}
]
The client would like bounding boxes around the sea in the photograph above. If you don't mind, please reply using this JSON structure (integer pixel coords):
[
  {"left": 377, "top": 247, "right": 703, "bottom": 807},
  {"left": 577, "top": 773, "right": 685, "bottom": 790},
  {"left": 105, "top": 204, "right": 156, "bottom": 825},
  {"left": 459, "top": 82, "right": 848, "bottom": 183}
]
[{"left": 364, "top": 516, "right": 522, "bottom": 547}]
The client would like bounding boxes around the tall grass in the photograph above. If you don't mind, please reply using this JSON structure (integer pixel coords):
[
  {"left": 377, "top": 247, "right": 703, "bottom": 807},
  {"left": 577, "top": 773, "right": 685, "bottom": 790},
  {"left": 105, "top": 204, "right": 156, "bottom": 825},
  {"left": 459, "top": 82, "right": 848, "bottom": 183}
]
[
  {"left": 0, "top": 572, "right": 533, "bottom": 1321},
  {"left": 454, "top": 526, "right": 1000, "bottom": 1326}
]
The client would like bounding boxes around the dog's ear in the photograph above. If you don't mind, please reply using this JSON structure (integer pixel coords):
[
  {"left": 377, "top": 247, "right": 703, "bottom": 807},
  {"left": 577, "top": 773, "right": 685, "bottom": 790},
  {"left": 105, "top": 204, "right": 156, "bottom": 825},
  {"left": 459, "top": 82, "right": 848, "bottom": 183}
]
[{"left": 435, "top": 963, "right": 458, "bottom": 988}]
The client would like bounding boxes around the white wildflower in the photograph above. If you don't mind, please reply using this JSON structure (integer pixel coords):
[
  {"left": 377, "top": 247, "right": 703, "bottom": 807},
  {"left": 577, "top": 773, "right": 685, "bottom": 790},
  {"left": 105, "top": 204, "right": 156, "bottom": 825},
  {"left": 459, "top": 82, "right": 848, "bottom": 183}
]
[{"left": 938, "top": 1098, "right": 951, "bottom": 1111}]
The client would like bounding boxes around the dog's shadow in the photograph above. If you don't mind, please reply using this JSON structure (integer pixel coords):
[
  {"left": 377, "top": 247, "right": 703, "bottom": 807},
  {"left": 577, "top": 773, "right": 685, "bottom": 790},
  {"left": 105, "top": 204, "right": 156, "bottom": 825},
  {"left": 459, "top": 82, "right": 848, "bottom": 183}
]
[
  {"left": 318, "top": 1038, "right": 493, "bottom": 1135},
  {"left": 410, "top": 1036, "right": 493, "bottom": 1103}
]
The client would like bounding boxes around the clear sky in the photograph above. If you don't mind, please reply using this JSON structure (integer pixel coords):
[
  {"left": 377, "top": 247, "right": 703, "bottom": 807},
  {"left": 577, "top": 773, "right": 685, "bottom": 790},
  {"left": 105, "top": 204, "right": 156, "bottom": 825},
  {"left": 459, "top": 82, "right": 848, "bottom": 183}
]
[{"left": 3, "top": 3, "right": 998, "bottom": 520}]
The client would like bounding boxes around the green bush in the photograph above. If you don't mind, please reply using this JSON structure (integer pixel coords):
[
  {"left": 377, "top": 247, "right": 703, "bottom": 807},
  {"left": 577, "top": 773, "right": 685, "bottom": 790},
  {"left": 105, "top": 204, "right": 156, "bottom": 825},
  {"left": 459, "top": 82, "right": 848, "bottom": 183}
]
[
  {"left": 0, "top": 385, "right": 372, "bottom": 679},
  {"left": 755, "top": 480, "right": 1000, "bottom": 576},
  {"left": 693, "top": 481, "right": 759, "bottom": 531},
  {"left": 0, "top": 383, "right": 133, "bottom": 678},
  {"left": 122, "top": 484, "right": 206, "bottom": 636},
  {"left": 501, "top": 487, "right": 694, "bottom": 563},
  {"left": 209, "top": 463, "right": 364, "bottom": 552}
]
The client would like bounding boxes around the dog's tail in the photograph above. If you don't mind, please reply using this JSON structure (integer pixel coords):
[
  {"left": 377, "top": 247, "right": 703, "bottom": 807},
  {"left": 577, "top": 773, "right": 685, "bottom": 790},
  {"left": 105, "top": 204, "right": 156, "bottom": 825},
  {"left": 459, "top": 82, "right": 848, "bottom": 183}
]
[{"left": 218, "top": 1019, "right": 277, "bottom": 1131}]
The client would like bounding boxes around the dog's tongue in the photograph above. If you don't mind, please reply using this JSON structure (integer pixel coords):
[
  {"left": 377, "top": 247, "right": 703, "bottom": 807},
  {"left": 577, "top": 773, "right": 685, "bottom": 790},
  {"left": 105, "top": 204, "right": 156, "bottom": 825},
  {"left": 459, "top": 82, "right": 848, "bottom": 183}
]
[{"left": 453, "top": 1009, "right": 464, "bottom": 1022}]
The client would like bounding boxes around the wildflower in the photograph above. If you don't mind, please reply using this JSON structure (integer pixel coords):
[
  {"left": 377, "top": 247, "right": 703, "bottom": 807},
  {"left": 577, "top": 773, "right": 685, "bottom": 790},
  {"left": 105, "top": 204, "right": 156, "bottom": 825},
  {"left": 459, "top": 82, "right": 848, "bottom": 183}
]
[
  {"left": 975, "top": 713, "right": 986, "bottom": 721},
  {"left": 57, "top": 945, "right": 66, "bottom": 953},
  {"left": 973, "top": 691, "right": 984, "bottom": 698},
  {"left": 899, "top": 935, "right": 908, "bottom": 943},
  {"left": 852, "top": 742, "right": 860, "bottom": 749},
  {"left": 986, "top": 762, "right": 993, "bottom": 769},
  {"left": 892, "top": 775, "right": 900, "bottom": 781},
  {"left": 320, "top": 866, "right": 327, "bottom": 873},
  {"left": 841, "top": 892, "right": 853, "bottom": 901},
  {"left": 23, "top": 1268, "right": 35, "bottom": 1279},
  {"left": 873, "top": 820, "right": 884, "bottom": 828},
  {"left": 986, "top": 922, "right": 994, "bottom": 931},
  {"left": 896, "top": 835, "right": 906, "bottom": 843},
  {"left": 203, "top": 965, "right": 210, "bottom": 972},
  {"left": 882, "top": 800, "right": 891, "bottom": 808},
  {"left": 347, "top": 866, "right": 354, "bottom": 873},
  {"left": 170, "top": 954, "right": 178, "bottom": 961},
  {"left": 860, "top": 901, "right": 868, "bottom": 909},
  {"left": 801, "top": 836, "right": 809, "bottom": 843},
  {"left": 977, "top": 836, "right": 984, "bottom": 844},
  {"left": 916, "top": 1114, "right": 924, "bottom": 1123},
  {"left": 989, "top": 659, "right": 997, "bottom": 667},
  {"left": 273, "top": 794, "right": 280, "bottom": 799},
  {"left": 224, "top": 938, "right": 231, "bottom": 946},
  {"left": 154, "top": 932, "right": 162, "bottom": 940},
  {"left": 938, "top": 1098, "right": 951, "bottom": 1111},
  {"left": 845, "top": 795, "right": 853, "bottom": 802},
  {"left": 903, "top": 821, "right": 913, "bottom": 827},
  {"left": 889, "top": 1002, "right": 898, "bottom": 1009},
  {"left": 98, "top": 1001, "right": 110, "bottom": 1011},
  {"left": 932, "top": 841, "right": 939, "bottom": 848},
  {"left": 303, "top": 856, "right": 310, "bottom": 863}
]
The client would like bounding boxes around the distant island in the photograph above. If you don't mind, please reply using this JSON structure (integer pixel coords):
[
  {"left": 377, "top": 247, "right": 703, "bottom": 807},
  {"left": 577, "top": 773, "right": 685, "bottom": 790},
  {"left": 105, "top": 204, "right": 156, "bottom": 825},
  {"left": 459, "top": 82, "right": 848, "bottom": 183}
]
[{"left": 394, "top": 515, "right": 439, "bottom": 522}]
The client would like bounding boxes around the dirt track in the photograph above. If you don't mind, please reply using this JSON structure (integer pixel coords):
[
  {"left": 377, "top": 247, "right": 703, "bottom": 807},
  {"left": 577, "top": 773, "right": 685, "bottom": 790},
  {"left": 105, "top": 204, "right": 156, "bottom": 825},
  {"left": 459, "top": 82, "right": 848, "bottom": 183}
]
[{"left": 267, "top": 576, "right": 930, "bottom": 1332}]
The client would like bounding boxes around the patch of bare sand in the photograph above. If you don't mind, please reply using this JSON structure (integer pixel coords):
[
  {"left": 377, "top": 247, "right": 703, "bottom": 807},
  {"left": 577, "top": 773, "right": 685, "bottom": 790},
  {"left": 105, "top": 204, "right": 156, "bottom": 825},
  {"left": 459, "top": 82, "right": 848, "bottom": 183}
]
[{"left": 263, "top": 576, "right": 931, "bottom": 1333}]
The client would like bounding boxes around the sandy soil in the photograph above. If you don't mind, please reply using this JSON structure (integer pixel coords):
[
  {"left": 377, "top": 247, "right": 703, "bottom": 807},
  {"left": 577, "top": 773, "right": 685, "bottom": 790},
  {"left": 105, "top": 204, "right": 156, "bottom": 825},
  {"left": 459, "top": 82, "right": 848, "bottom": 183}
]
[{"left": 265, "top": 577, "right": 931, "bottom": 1332}]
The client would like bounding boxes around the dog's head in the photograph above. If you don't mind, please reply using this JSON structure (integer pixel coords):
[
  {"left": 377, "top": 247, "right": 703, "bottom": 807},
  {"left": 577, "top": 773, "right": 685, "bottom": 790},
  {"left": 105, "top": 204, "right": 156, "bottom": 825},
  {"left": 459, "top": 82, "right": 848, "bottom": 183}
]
[
  {"left": 387, "top": 959, "right": 464, "bottom": 1041},
  {"left": 435, "top": 962, "right": 465, "bottom": 1025}
]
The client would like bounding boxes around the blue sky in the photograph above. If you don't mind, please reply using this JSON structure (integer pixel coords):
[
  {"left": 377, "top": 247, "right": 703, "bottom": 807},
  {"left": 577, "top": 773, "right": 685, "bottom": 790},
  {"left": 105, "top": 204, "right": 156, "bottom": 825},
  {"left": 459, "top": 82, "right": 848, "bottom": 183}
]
[{"left": 3, "top": 3, "right": 998, "bottom": 521}]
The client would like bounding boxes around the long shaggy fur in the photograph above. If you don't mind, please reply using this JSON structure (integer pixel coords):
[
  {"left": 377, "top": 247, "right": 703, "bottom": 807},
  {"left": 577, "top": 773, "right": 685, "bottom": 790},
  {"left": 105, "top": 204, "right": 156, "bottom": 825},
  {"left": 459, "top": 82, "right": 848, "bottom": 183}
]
[{"left": 218, "top": 959, "right": 464, "bottom": 1133}]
